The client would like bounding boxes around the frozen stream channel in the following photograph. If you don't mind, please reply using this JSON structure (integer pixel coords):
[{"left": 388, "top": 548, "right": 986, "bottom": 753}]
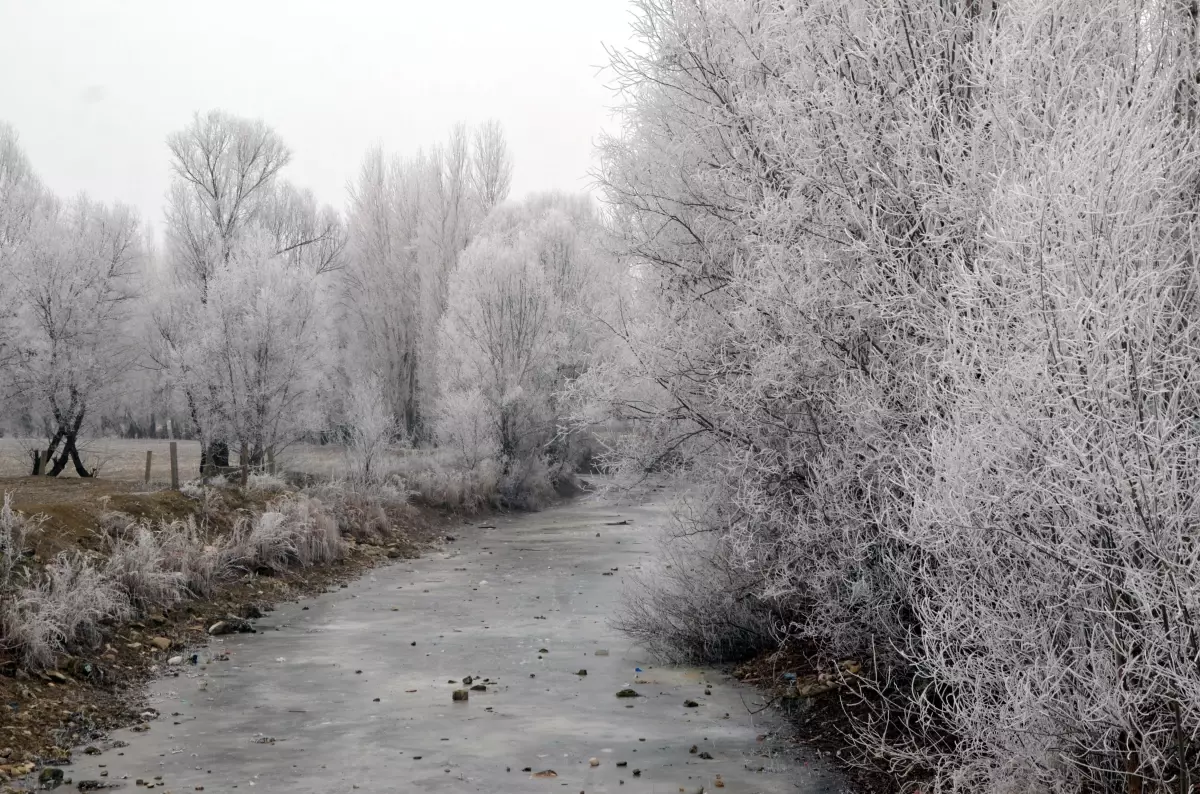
[{"left": 65, "top": 494, "right": 851, "bottom": 793}]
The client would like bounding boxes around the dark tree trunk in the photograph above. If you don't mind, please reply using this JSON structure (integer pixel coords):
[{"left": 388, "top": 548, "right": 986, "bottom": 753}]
[
  {"left": 47, "top": 411, "right": 92, "bottom": 477},
  {"left": 200, "top": 439, "right": 230, "bottom": 477}
]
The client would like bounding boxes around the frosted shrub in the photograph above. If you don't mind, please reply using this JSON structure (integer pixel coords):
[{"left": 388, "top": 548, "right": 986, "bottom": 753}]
[
  {"left": 229, "top": 494, "right": 344, "bottom": 573},
  {"left": 614, "top": 495, "right": 781, "bottom": 663},
  {"left": 103, "top": 526, "right": 186, "bottom": 613},
  {"left": 274, "top": 494, "right": 343, "bottom": 567},
  {"left": 407, "top": 457, "right": 501, "bottom": 512},
  {"left": 2, "top": 552, "right": 130, "bottom": 670},
  {"left": 157, "top": 516, "right": 233, "bottom": 599},
  {"left": 0, "top": 493, "right": 36, "bottom": 589},
  {"left": 592, "top": 0, "right": 1200, "bottom": 790},
  {"left": 246, "top": 472, "right": 290, "bottom": 494}
]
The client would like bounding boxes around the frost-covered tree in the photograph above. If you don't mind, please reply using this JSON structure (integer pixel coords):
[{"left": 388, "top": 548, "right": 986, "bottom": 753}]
[
  {"left": 170, "top": 233, "right": 331, "bottom": 471},
  {"left": 592, "top": 0, "right": 1200, "bottom": 790},
  {"left": 161, "top": 110, "right": 344, "bottom": 473},
  {"left": 7, "top": 196, "right": 141, "bottom": 475},
  {"left": 471, "top": 119, "right": 513, "bottom": 216},
  {"left": 0, "top": 123, "right": 46, "bottom": 376},
  {"left": 435, "top": 193, "right": 612, "bottom": 476},
  {"left": 340, "top": 121, "right": 513, "bottom": 442}
]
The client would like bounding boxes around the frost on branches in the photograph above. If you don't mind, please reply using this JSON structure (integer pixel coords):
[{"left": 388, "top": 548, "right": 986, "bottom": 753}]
[
  {"left": 158, "top": 111, "right": 344, "bottom": 475},
  {"left": 590, "top": 0, "right": 1200, "bottom": 790},
  {"left": 435, "top": 193, "right": 616, "bottom": 502}
]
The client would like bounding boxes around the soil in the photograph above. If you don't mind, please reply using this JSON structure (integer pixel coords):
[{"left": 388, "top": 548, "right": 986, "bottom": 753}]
[
  {"left": 0, "top": 475, "right": 459, "bottom": 786},
  {"left": 732, "top": 646, "right": 913, "bottom": 794}
]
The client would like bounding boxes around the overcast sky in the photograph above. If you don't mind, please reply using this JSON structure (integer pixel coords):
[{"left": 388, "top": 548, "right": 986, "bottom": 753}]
[{"left": 0, "top": 0, "right": 637, "bottom": 233}]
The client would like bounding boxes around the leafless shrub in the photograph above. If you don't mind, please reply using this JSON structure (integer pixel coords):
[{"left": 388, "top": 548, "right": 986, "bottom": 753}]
[
  {"left": 406, "top": 457, "right": 501, "bottom": 512},
  {"left": 614, "top": 509, "right": 780, "bottom": 664},
  {"left": 1, "top": 552, "right": 130, "bottom": 670},
  {"left": 101, "top": 526, "right": 187, "bottom": 614},
  {"left": 0, "top": 493, "right": 38, "bottom": 588},
  {"left": 157, "top": 516, "right": 234, "bottom": 599},
  {"left": 227, "top": 494, "right": 345, "bottom": 572},
  {"left": 245, "top": 472, "right": 290, "bottom": 494},
  {"left": 497, "top": 455, "right": 555, "bottom": 511},
  {"left": 306, "top": 474, "right": 411, "bottom": 541}
]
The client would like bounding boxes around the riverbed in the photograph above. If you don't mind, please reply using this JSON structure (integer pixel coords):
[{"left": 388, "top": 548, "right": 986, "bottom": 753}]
[{"left": 62, "top": 494, "right": 850, "bottom": 793}]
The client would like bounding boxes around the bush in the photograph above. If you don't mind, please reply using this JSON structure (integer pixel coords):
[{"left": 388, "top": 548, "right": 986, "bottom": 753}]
[
  {"left": 405, "top": 457, "right": 501, "bottom": 512},
  {"left": 614, "top": 516, "right": 780, "bottom": 664},
  {"left": 497, "top": 455, "right": 556, "bottom": 511},
  {"left": 2, "top": 552, "right": 130, "bottom": 670},
  {"left": 0, "top": 493, "right": 36, "bottom": 589},
  {"left": 227, "top": 493, "right": 345, "bottom": 573},
  {"left": 102, "top": 526, "right": 187, "bottom": 614},
  {"left": 245, "top": 472, "right": 290, "bottom": 494},
  {"left": 305, "top": 474, "right": 412, "bottom": 541},
  {"left": 157, "top": 516, "right": 233, "bottom": 599}
]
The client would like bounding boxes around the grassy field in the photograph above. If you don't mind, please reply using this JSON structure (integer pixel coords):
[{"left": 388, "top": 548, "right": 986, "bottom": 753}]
[{"left": 0, "top": 437, "right": 423, "bottom": 483}]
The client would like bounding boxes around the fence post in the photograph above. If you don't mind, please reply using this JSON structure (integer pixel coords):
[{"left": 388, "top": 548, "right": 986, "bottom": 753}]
[
  {"left": 267, "top": 446, "right": 276, "bottom": 476},
  {"left": 169, "top": 441, "right": 179, "bottom": 490},
  {"left": 144, "top": 450, "right": 153, "bottom": 484},
  {"left": 239, "top": 442, "right": 249, "bottom": 486},
  {"left": 32, "top": 450, "right": 42, "bottom": 476}
]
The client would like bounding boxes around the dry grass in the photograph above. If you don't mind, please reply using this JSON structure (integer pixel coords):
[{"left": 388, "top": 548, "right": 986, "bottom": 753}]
[
  {"left": 0, "top": 438, "right": 428, "bottom": 483},
  {"left": 0, "top": 437, "right": 204, "bottom": 481}
]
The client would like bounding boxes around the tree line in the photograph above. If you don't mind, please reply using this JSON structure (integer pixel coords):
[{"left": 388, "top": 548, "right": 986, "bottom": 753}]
[{"left": 0, "top": 112, "right": 617, "bottom": 487}]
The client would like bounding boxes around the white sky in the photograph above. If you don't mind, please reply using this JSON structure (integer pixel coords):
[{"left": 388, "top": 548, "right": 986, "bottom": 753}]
[{"left": 0, "top": 0, "right": 638, "bottom": 233}]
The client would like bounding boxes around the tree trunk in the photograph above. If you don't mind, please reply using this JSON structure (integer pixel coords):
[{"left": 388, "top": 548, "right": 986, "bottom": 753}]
[{"left": 48, "top": 411, "right": 92, "bottom": 477}]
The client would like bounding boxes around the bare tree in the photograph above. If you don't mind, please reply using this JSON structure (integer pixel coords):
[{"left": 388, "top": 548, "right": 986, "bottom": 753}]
[
  {"left": 162, "top": 110, "right": 343, "bottom": 474},
  {"left": 0, "top": 123, "right": 46, "bottom": 373},
  {"left": 9, "top": 196, "right": 140, "bottom": 476},
  {"left": 470, "top": 119, "right": 513, "bottom": 215},
  {"left": 165, "top": 111, "right": 291, "bottom": 299}
]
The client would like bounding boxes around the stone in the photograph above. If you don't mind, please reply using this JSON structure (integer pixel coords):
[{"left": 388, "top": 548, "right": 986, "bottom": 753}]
[
  {"left": 616, "top": 761, "right": 627, "bottom": 768},
  {"left": 615, "top": 689, "right": 640, "bottom": 698},
  {"left": 588, "top": 758, "right": 599, "bottom": 767},
  {"left": 150, "top": 637, "right": 171, "bottom": 651},
  {"left": 698, "top": 751, "right": 713, "bottom": 760},
  {"left": 167, "top": 656, "right": 183, "bottom": 666},
  {"left": 690, "top": 745, "right": 698, "bottom": 754},
  {"left": 208, "top": 617, "right": 254, "bottom": 635},
  {"left": 452, "top": 689, "right": 469, "bottom": 702},
  {"left": 469, "top": 684, "right": 486, "bottom": 691},
  {"left": 684, "top": 699, "right": 699, "bottom": 707},
  {"left": 531, "top": 770, "right": 557, "bottom": 779},
  {"left": 462, "top": 676, "right": 473, "bottom": 685},
  {"left": 576, "top": 669, "right": 587, "bottom": 676},
  {"left": 632, "top": 770, "right": 642, "bottom": 777},
  {"left": 594, "top": 649, "right": 609, "bottom": 656},
  {"left": 38, "top": 767, "right": 64, "bottom": 788}
]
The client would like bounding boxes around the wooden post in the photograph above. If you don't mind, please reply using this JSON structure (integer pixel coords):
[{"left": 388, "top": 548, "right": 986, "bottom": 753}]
[
  {"left": 239, "top": 441, "right": 249, "bottom": 486},
  {"left": 169, "top": 441, "right": 179, "bottom": 490},
  {"left": 144, "top": 450, "right": 153, "bottom": 484},
  {"left": 32, "top": 450, "right": 42, "bottom": 476},
  {"left": 267, "top": 446, "right": 276, "bottom": 476}
]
